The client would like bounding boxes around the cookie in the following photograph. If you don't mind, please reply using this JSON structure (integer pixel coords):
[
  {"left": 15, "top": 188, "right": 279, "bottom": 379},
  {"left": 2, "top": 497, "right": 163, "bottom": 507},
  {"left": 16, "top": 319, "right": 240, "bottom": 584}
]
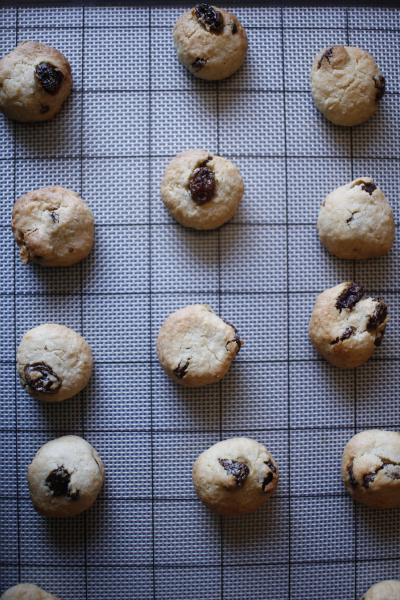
[
  {"left": 17, "top": 324, "right": 93, "bottom": 402},
  {"left": 317, "top": 178, "right": 395, "bottom": 259},
  {"left": 342, "top": 430, "right": 400, "bottom": 509},
  {"left": 360, "top": 580, "right": 400, "bottom": 600},
  {"left": 0, "top": 585, "right": 59, "bottom": 600},
  {"left": 308, "top": 282, "right": 389, "bottom": 368},
  {"left": 11, "top": 186, "right": 94, "bottom": 267},
  {"left": 173, "top": 4, "right": 247, "bottom": 80},
  {"left": 192, "top": 437, "right": 279, "bottom": 516},
  {"left": 0, "top": 41, "right": 72, "bottom": 122},
  {"left": 160, "top": 150, "right": 244, "bottom": 229},
  {"left": 310, "top": 45, "right": 385, "bottom": 126},
  {"left": 27, "top": 435, "right": 105, "bottom": 517},
  {"left": 156, "top": 304, "right": 243, "bottom": 387}
]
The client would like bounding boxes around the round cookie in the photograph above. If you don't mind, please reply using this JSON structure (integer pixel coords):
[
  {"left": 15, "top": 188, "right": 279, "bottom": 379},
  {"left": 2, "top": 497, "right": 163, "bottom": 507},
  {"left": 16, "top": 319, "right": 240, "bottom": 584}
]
[
  {"left": 342, "top": 430, "right": 400, "bottom": 509},
  {"left": 156, "top": 304, "right": 243, "bottom": 387},
  {"left": 1, "top": 585, "right": 59, "bottom": 600},
  {"left": 11, "top": 186, "right": 94, "bottom": 267},
  {"left": 17, "top": 324, "right": 93, "bottom": 402},
  {"left": 360, "top": 580, "right": 400, "bottom": 600},
  {"left": 0, "top": 41, "right": 72, "bottom": 122},
  {"left": 192, "top": 437, "right": 279, "bottom": 516},
  {"left": 310, "top": 45, "right": 385, "bottom": 126},
  {"left": 173, "top": 4, "right": 247, "bottom": 80},
  {"left": 317, "top": 177, "right": 395, "bottom": 259},
  {"left": 27, "top": 435, "right": 105, "bottom": 517},
  {"left": 308, "top": 282, "right": 389, "bottom": 369},
  {"left": 160, "top": 150, "right": 244, "bottom": 229}
]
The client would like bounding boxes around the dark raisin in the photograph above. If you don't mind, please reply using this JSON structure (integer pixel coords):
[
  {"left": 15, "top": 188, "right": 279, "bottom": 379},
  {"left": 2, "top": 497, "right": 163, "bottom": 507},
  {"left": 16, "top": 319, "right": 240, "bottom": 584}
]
[
  {"left": 363, "top": 464, "right": 384, "bottom": 488},
  {"left": 39, "top": 105, "right": 49, "bottom": 114},
  {"left": 34, "top": 62, "right": 63, "bottom": 95},
  {"left": 25, "top": 364, "right": 62, "bottom": 394},
  {"left": 368, "top": 301, "right": 388, "bottom": 329},
  {"left": 318, "top": 47, "right": 334, "bottom": 69},
  {"left": 222, "top": 319, "right": 243, "bottom": 354},
  {"left": 341, "top": 327, "right": 354, "bottom": 341},
  {"left": 45, "top": 466, "right": 79, "bottom": 501},
  {"left": 173, "top": 360, "right": 190, "bottom": 379},
  {"left": 265, "top": 460, "right": 277, "bottom": 473},
  {"left": 230, "top": 22, "right": 238, "bottom": 34},
  {"left": 50, "top": 211, "right": 59, "bottom": 223},
  {"left": 361, "top": 182, "right": 377, "bottom": 195},
  {"left": 192, "top": 57, "right": 207, "bottom": 72},
  {"left": 189, "top": 167, "right": 215, "bottom": 204},
  {"left": 373, "top": 75, "right": 386, "bottom": 102},
  {"left": 374, "top": 332, "right": 385, "bottom": 347},
  {"left": 348, "top": 462, "right": 357, "bottom": 488},
  {"left": 383, "top": 463, "right": 400, "bottom": 480},
  {"left": 262, "top": 473, "right": 273, "bottom": 491},
  {"left": 218, "top": 458, "right": 249, "bottom": 487},
  {"left": 335, "top": 284, "right": 364, "bottom": 311},
  {"left": 195, "top": 4, "right": 224, "bottom": 32}
]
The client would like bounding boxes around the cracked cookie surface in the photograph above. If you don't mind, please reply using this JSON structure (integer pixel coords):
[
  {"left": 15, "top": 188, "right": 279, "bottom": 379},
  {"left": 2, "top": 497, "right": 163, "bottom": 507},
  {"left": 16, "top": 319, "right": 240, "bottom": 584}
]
[
  {"left": 17, "top": 324, "right": 93, "bottom": 402},
  {"left": 173, "top": 4, "right": 247, "bottom": 80},
  {"left": 11, "top": 186, "right": 94, "bottom": 267},
  {"left": 310, "top": 45, "right": 385, "bottom": 126},
  {"left": 192, "top": 437, "right": 279, "bottom": 516},
  {"left": 1, "top": 584, "right": 59, "bottom": 600},
  {"left": 0, "top": 41, "right": 72, "bottom": 122},
  {"left": 342, "top": 430, "right": 400, "bottom": 509},
  {"left": 161, "top": 149, "right": 244, "bottom": 229},
  {"left": 360, "top": 580, "right": 400, "bottom": 600},
  {"left": 27, "top": 435, "right": 105, "bottom": 517},
  {"left": 308, "top": 282, "right": 389, "bottom": 368},
  {"left": 156, "top": 304, "right": 243, "bottom": 387},
  {"left": 317, "top": 178, "right": 395, "bottom": 259}
]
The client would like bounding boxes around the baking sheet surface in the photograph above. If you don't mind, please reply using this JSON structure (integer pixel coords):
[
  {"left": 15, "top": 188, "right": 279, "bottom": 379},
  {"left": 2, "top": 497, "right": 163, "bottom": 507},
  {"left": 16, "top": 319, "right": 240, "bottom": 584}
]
[{"left": 1, "top": 5, "right": 400, "bottom": 599}]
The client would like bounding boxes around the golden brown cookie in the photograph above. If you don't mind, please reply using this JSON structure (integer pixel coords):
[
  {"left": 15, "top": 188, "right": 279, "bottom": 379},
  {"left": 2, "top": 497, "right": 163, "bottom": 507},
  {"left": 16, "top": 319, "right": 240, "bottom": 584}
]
[
  {"left": 360, "top": 580, "right": 400, "bottom": 600},
  {"left": 0, "top": 584, "right": 59, "bottom": 600}
]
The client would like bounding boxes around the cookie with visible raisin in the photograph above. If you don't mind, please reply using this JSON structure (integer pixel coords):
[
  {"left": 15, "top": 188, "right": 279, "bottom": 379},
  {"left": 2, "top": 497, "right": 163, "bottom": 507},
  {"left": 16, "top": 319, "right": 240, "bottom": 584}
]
[
  {"left": 161, "top": 150, "right": 244, "bottom": 229},
  {"left": 359, "top": 580, "right": 400, "bottom": 600},
  {"left": 342, "top": 430, "right": 400, "bottom": 510},
  {"left": 156, "top": 304, "right": 243, "bottom": 387},
  {"left": 11, "top": 186, "right": 94, "bottom": 267},
  {"left": 0, "top": 584, "right": 59, "bottom": 600},
  {"left": 17, "top": 324, "right": 93, "bottom": 402},
  {"left": 0, "top": 41, "right": 72, "bottom": 122},
  {"left": 192, "top": 437, "right": 279, "bottom": 516},
  {"left": 310, "top": 45, "right": 385, "bottom": 126},
  {"left": 27, "top": 436, "right": 105, "bottom": 517},
  {"left": 317, "top": 178, "right": 395, "bottom": 259},
  {"left": 173, "top": 4, "right": 247, "bottom": 80},
  {"left": 308, "top": 282, "right": 389, "bottom": 368}
]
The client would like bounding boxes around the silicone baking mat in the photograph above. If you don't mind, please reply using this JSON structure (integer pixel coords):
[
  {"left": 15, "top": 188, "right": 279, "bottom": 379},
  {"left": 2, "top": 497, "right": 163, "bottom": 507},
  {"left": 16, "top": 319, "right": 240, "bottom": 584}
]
[{"left": 0, "top": 5, "right": 399, "bottom": 599}]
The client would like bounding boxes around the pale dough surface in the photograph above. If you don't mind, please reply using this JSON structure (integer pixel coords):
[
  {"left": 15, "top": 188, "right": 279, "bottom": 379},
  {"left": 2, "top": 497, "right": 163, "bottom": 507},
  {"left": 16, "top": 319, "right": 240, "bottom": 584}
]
[
  {"left": 27, "top": 435, "right": 105, "bottom": 517},
  {"left": 192, "top": 437, "right": 279, "bottom": 516},
  {"left": 1, "top": 585, "right": 58, "bottom": 600},
  {"left": 361, "top": 581, "right": 400, "bottom": 600}
]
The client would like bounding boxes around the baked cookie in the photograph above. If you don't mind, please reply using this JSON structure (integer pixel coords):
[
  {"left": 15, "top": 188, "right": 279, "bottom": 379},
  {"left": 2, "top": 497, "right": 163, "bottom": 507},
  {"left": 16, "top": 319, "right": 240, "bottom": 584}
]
[
  {"left": 27, "top": 435, "right": 105, "bottom": 517},
  {"left": 342, "top": 430, "right": 400, "bottom": 509},
  {"left": 0, "top": 585, "right": 59, "bottom": 600},
  {"left": 156, "top": 304, "right": 243, "bottom": 387},
  {"left": 360, "top": 580, "right": 400, "bottom": 600},
  {"left": 310, "top": 45, "right": 385, "bottom": 126},
  {"left": 161, "top": 150, "right": 244, "bottom": 229},
  {"left": 11, "top": 186, "right": 94, "bottom": 267},
  {"left": 309, "top": 282, "right": 389, "bottom": 368},
  {"left": 0, "top": 41, "right": 72, "bottom": 122},
  {"left": 317, "top": 178, "right": 395, "bottom": 259},
  {"left": 17, "top": 324, "right": 93, "bottom": 402},
  {"left": 173, "top": 4, "right": 247, "bottom": 80},
  {"left": 192, "top": 437, "right": 279, "bottom": 516}
]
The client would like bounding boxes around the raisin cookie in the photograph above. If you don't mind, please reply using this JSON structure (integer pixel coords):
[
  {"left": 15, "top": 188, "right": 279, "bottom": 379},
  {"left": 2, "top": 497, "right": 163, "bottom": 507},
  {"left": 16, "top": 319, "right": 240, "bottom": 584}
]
[
  {"left": 17, "top": 324, "right": 93, "bottom": 402},
  {"left": 11, "top": 186, "right": 94, "bottom": 267},
  {"left": 342, "top": 430, "right": 400, "bottom": 509},
  {"left": 317, "top": 178, "right": 395, "bottom": 259},
  {"left": 192, "top": 437, "right": 279, "bottom": 516},
  {"left": 173, "top": 4, "right": 247, "bottom": 80},
  {"left": 360, "top": 580, "right": 400, "bottom": 600},
  {"left": 156, "top": 304, "right": 243, "bottom": 387},
  {"left": 310, "top": 45, "right": 385, "bottom": 126},
  {"left": 308, "top": 282, "right": 389, "bottom": 368},
  {"left": 161, "top": 150, "right": 244, "bottom": 229},
  {"left": 0, "top": 584, "right": 59, "bottom": 600},
  {"left": 0, "top": 41, "right": 72, "bottom": 122},
  {"left": 27, "top": 435, "right": 105, "bottom": 517}
]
